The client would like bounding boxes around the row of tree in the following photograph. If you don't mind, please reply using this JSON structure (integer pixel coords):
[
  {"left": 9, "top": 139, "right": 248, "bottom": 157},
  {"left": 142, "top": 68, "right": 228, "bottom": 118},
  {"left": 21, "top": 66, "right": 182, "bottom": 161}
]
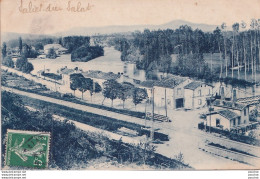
[
  {"left": 1, "top": 55, "right": 34, "bottom": 74},
  {"left": 109, "top": 19, "right": 260, "bottom": 83},
  {"left": 2, "top": 38, "right": 38, "bottom": 59},
  {"left": 70, "top": 73, "right": 102, "bottom": 100},
  {"left": 102, "top": 80, "right": 148, "bottom": 108},
  {"left": 70, "top": 74, "right": 148, "bottom": 108}
]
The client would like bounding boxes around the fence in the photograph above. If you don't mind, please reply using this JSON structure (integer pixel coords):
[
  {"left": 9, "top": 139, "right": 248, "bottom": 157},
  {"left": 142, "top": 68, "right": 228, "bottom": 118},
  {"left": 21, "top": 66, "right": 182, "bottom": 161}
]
[{"left": 198, "top": 122, "right": 260, "bottom": 146}]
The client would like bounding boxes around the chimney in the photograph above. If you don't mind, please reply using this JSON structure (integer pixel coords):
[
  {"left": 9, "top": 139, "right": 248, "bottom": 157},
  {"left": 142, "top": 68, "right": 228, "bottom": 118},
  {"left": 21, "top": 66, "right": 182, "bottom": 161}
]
[
  {"left": 232, "top": 89, "right": 237, "bottom": 103},
  {"left": 220, "top": 86, "right": 225, "bottom": 100}
]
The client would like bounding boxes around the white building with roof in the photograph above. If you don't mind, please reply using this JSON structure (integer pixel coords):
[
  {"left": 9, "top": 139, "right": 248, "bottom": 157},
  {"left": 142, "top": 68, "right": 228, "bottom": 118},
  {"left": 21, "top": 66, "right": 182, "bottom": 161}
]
[
  {"left": 205, "top": 109, "right": 241, "bottom": 131},
  {"left": 204, "top": 99, "right": 253, "bottom": 133},
  {"left": 56, "top": 66, "right": 80, "bottom": 89},
  {"left": 212, "top": 99, "right": 250, "bottom": 126},
  {"left": 184, "top": 81, "right": 213, "bottom": 109},
  {"left": 82, "top": 70, "right": 121, "bottom": 88},
  {"left": 153, "top": 75, "right": 191, "bottom": 109},
  {"left": 44, "top": 44, "right": 68, "bottom": 55}
]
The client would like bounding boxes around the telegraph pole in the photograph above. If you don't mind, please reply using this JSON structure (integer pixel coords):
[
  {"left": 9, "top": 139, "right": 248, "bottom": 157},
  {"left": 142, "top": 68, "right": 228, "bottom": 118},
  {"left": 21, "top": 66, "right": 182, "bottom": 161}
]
[
  {"left": 165, "top": 88, "right": 168, "bottom": 119},
  {"left": 150, "top": 88, "right": 155, "bottom": 141}
]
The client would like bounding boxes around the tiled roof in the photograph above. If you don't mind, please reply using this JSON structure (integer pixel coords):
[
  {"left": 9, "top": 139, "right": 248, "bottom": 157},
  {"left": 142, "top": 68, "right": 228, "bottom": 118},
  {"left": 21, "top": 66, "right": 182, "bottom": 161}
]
[
  {"left": 237, "top": 95, "right": 260, "bottom": 103},
  {"left": 184, "top": 81, "right": 204, "bottom": 90},
  {"left": 212, "top": 99, "right": 247, "bottom": 111},
  {"left": 140, "top": 80, "right": 158, "bottom": 88},
  {"left": 218, "top": 109, "right": 239, "bottom": 120},
  {"left": 44, "top": 44, "right": 68, "bottom": 51},
  {"left": 206, "top": 109, "right": 239, "bottom": 120},
  {"left": 60, "top": 68, "right": 75, "bottom": 75},
  {"left": 82, "top": 70, "right": 119, "bottom": 80},
  {"left": 154, "top": 76, "right": 188, "bottom": 89}
]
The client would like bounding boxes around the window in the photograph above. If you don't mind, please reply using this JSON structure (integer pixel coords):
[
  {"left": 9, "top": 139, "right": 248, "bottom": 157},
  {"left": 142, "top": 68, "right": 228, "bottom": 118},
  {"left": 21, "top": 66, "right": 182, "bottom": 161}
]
[
  {"left": 198, "top": 99, "right": 202, "bottom": 105},
  {"left": 216, "top": 119, "right": 220, "bottom": 127},
  {"left": 244, "top": 109, "right": 247, "bottom": 116},
  {"left": 233, "top": 119, "right": 236, "bottom": 126},
  {"left": 238, "top": 117, "right": 241, "bottom": 125},
  {"left": 177, "top": 88, "right": 181, "bottom": 95},
  {"left": 198, "top": 90, "right": 201, "bottom": 96},
  {"left": 208, "top": 89, "right": 211, "bottom": 95}
]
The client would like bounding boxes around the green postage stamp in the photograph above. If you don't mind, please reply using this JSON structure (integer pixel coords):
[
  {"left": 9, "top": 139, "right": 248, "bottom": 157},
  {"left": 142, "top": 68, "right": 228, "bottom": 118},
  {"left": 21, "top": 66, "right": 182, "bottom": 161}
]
[{"left": 5, "top": 129, "right": 51, "bottom": 169}]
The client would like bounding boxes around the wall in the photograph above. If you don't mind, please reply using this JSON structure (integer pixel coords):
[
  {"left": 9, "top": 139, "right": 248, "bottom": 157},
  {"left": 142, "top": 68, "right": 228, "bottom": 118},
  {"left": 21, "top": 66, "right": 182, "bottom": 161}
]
[
  {"left": 193, "top": 85, "right": 212, "bottom": 109},
  {"left": 184, "top": 89, "right": 193, "bottom": 109},
  {"left": 153, "top": 86, "right": 174, "bottom": 108},
  {"left": 153, "top": 79, "right": 191, "bottom": 109},
  {"left": 184, "top": 84, "right": 212, "bottom": 109},
  {"left": 206, "top": 113, "right": 231, "bottom": 130}
]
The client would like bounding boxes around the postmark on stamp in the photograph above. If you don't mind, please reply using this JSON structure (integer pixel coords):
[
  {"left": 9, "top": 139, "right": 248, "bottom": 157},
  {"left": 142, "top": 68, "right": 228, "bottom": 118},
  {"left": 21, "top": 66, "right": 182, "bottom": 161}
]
[{"left": 5, "top": 129, "right": 51, "bottom": 169}]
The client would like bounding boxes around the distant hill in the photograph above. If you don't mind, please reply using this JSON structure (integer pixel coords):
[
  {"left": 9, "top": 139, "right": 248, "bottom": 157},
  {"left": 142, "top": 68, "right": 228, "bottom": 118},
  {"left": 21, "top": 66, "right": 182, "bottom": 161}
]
[
  {"left": 56, "top": 19, "right": 230, "bottom": 36},
  {"left": 1, "top": 32, "right": 54, "bottom": 43},
  {"left": 1, "top": 20, "right": 232, "bottom": 42}
]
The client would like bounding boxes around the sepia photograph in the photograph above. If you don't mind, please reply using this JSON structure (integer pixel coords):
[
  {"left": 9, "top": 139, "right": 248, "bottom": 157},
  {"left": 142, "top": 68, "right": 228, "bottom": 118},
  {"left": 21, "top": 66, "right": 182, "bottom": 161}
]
[{"left": 1, "top": 0, "right": 260, "bottom": 174}]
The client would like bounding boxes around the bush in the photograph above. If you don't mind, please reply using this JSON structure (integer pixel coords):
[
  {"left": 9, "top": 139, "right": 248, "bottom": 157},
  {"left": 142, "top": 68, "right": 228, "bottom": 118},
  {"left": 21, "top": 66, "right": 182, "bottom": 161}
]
[
  {"left": 2, "top": 56, "right": 14, "bottom": 68},
  {"left": 15, "top": 57, "right": 34, "bottom": 73},
  {"left": 249, "top": 108, "right": 258, "bottom": 122},
  {"left": 71, "top": 46, "right": 104, "bottom": 62},
  {"left": 62, "top": 36, "right": 90, "bottom": 53},
  {"left": 46, "top": 47, "right": 57, "bottom": 59}
]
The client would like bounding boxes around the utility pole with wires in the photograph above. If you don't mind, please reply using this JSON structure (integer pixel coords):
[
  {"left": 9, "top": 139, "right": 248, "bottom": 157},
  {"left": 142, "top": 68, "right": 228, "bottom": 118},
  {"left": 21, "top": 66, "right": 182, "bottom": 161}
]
[
  {"left": 164, "top": 88, "right": 168, "bottom": 121},
  {"left": 150, "top": 88, "right": 155, "bottom": 142}
]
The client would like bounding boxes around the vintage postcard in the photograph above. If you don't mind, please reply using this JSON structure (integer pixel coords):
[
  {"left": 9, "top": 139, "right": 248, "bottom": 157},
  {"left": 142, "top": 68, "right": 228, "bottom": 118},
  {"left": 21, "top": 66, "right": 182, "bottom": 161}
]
[{"left": 1, "top": 0, "right": 260, "bottom": 172}]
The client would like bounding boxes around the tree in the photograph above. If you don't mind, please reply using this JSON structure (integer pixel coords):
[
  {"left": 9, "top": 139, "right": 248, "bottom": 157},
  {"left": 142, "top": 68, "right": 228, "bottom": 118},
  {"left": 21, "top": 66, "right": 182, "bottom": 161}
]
[
  {"left": 15, "top": 57, "right": 34, "bottom": 73},
  {"left": 118, "top": 82, "right": 134, "bottom": 108},
  {"left": 71, "top": 46, "right": 104, "bottom": 62},
  {"left": 21, "top": 44, "right": 38, "bottom": 58},
  {"left": 102, "top": 79, "right": 121, "bottom": 106},
  {"left": 136, "top": 138, "right": 156, "bottom": 165},
  {"left": 22, "top": 62, "right": 34, "bottom": 73},
  {"left": 35, "top": 43, "right": 44, "bottom": 51},
  {"left": 18, "top": 37, "right": 22, "bottom": 54},
  {"left": 46, "top": 47, "right": 57, "bottom": 59},
  {"left": 231, "top": 23, "right": 239, "bottom": 78},
  {"left": 70, "top": 73, "right": 85, "bottom": 96},
  {"left": 213, "top": 27, "right": 224, "bottom": 78},
  {"left": 221, "top": 23, "right": 228, "bottom": 77},
  {"left": 132, "top": 88, "right": 148, "bottom": 109},
  {"left": 2, "top": 42, "right": 7, "bottom": 58},
  {"left": 89, "top": 82, "right": 102, "bottom": 102},
  {"left": 2, "top": 56, "right": 14, "bottom": 68},
  {"left": 70, "top": 81, "right": 78, "bottom": 96},
  {"left": 62, "top": 36, "right": 90, "bottom": 53},
  {"left": 71, "top": 75, "right": 92, "bottom": 100},
  {"left": 241, "top": 21, "right": 247, "bottom": 80}
]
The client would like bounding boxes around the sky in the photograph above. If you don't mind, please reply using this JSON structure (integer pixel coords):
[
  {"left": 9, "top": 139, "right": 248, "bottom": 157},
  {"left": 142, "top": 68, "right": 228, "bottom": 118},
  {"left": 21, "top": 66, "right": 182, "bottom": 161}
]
[{"left": 1, "top": 0, "right": 260, "bottom": 34}]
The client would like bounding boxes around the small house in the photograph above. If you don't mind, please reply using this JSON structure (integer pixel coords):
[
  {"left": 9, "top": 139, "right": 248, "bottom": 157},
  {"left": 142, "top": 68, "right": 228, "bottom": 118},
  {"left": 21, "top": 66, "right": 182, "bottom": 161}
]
[
  {"left": 204, "top": 99, "right": 251, "bottom": 132},
  {"left": 212, "top": 99, "right": 250, "bottom": 126},
  {"left": 205, "top": 109, "right": 240, "bottom": 131},
  {"left": 153, "top": 75, "right": 191, "bottom": 109},
  {"left": 184, "top": 81, "right": 213, "bottom": 109},
  {"left": 44, "top": 44, "right": 68, "bottom": 55},
  {"left": 59, "top": 67, "right": 76, "bottom": 87},
  {"left": 82, "top": 70, "right": 121, "bottom": 88}
]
